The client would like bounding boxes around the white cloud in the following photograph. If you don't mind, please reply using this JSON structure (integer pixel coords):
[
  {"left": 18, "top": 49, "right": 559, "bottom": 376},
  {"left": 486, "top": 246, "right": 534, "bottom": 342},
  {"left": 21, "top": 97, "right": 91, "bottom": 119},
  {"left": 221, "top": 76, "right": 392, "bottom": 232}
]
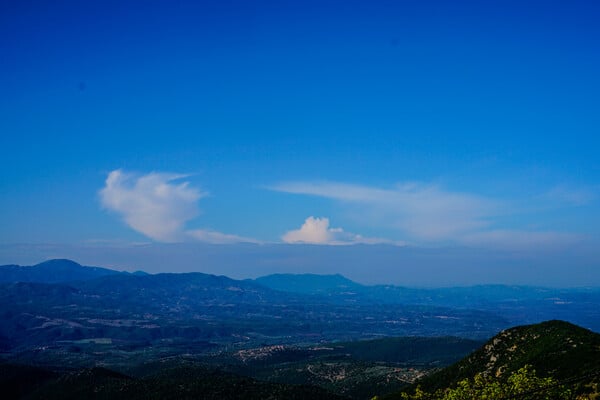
[
  {"left": 100, "top": 169, "right": 255, "bottom": 244},
  {"left": 271, "top": 181, "right": 497, "bottom": 240},
  {"left": 187, "top": 229, "right": 259, "bottom": 244},
  {"left": 100, "top": 170, "right": 203, "bottom": 242},
  {"left": 283, "top": 216, "right": 333, "bottom": 244},
  {"left": 282, "top": 216, "right": 402, "bottom": 246},
  {"left": 270, "top": 180, "right": 586, "bottom": 250}
]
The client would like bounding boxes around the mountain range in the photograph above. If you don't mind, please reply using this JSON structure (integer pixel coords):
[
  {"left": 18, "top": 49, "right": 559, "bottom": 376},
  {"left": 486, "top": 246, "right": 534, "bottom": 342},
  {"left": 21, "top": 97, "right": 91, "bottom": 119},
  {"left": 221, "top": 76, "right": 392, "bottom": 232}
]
[
  {"left": 4, "top": 260, "right": 600, "bottom": 324},
  {"left": 0, "top": 259, "right": 131, "bottom": 283},
  {"left": 2, "top": 259, "right": 600, "bottom": 398}
]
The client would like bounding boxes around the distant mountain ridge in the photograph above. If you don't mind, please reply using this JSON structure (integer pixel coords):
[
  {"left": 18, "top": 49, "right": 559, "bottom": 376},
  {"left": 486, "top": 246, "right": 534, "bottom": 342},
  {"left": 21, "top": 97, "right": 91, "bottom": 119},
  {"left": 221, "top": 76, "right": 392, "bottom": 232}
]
[
  {"left": 0, "top": 262, "right": 510, "bottom": 353},
  {"left": 2, "top": 260, "right": 600, "bottom": 398},
  {"left": 0, "top": 259, "right": 142, "bottom": 284},
  {"left": 1, "top": 259, "right": 600, "bottom": 351},
  {"left": 255, "top": 273, "right": 362, "bottom": 294},
  {"left": 254, "top": 273, "right": 600, "bottom": 333}
]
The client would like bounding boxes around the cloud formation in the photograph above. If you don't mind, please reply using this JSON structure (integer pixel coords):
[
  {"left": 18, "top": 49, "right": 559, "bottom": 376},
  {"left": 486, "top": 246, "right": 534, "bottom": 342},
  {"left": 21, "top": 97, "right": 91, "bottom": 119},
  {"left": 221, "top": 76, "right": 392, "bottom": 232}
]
[
  {"left": 282, "top": 216, "right": 401, "bottom": 245},
  {"left": 100, "top": 170, "right": 203, "bottom": 242},
  {"left": 283, "top": 216, "right": 333, "bottom": 244},
  {"left": 271, "top": 181, "right": 496, "bottom": 240},
  {"left": 100, "top": 170, "right": 254, "bottom": 244},
  {"left": 270, "top": 180, "right": 584, "bottom": 250},
  {"left": 187, "top": 229, "right": 259, "bottom": 244}
]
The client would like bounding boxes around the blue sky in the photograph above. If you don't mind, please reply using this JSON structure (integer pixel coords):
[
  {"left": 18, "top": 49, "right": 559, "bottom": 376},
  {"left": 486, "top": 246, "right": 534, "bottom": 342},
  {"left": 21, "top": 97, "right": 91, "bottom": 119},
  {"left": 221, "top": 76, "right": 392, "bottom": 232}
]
[{"left": 1, "top": 1, "right": 599, "bottom": 285}]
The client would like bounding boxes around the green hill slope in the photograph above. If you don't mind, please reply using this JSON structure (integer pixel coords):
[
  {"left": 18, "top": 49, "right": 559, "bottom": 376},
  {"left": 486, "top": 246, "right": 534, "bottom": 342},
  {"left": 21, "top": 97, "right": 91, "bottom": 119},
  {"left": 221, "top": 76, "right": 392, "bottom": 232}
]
[{"left": 384, "top": 320, "right": 600, "bottom": 399}]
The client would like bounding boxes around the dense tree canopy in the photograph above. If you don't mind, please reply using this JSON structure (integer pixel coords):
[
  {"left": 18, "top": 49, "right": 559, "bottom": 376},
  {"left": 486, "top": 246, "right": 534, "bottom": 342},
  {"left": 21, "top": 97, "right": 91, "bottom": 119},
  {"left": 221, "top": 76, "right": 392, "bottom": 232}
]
[{"left": 379, "top": 365, "right": 597, "bottom": 400}]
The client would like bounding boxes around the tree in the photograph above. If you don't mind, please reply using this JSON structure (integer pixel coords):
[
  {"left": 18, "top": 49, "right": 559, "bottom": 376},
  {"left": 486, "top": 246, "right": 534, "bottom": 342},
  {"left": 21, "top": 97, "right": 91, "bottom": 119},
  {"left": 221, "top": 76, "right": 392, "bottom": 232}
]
[{"left": 397, "top": 365, "right": 588, "bottom": 400}]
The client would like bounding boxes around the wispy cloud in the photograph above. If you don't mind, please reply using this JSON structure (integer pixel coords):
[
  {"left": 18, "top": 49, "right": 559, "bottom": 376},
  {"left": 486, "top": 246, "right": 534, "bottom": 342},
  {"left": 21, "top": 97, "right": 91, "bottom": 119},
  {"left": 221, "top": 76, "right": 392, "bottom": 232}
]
[
  {"left": 270, "top": 180, "right": 586, "bottom": 250},
  {"left": 100, "top": 170, "right": 255, "bottom": 244},
  {"left": 542, "top": 185, "right": 596, "bottom": 207},
  {"left": 282, "top": 216, "right": 402, "bottom": 246},
  {"left": 271, "top": 181, "right": 497, "bottom": 240},
  {"left": 187, "top": 229, "right": 259, "bottom": 244}
]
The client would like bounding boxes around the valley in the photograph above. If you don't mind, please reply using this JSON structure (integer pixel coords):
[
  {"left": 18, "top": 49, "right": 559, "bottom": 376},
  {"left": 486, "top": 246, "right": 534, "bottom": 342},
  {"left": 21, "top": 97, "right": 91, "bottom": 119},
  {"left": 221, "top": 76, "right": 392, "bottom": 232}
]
[{"left": 2, "top": 260, "right": 600, "bottom": 399}]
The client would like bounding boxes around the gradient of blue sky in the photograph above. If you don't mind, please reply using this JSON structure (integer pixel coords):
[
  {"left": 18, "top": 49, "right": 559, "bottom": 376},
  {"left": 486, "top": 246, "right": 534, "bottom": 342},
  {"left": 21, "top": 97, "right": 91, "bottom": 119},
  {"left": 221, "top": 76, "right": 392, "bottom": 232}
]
[{"left": 1, "top": 1, "right": 599, "bottom": 283}]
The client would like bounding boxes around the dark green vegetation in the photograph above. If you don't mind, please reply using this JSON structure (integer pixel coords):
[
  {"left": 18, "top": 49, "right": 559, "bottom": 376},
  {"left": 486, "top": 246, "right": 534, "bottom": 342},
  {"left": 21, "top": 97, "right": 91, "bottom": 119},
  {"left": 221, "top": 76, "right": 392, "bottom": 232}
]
[
  {"left": 0, "top": 363, "right": 59, "bottom": 399},
  {"left": 0, "top": 335, "right": 481, "bottom": 399},
  {"left": 390, "top": 365, "right": 578, "bottom": 400},
  {"left": 2, "top": 261, "right": 600, "bottom": 399},
  {"left": 0, "top": 362, "right": 348, "bottom": 400},
  {"left": 384, "top": 320, "right": 600, "bottom": 399},
  {"left": 200, "top": 336, "right": 482, "bottom": 399},
  {"left": 1, "top": 334, "right": 482, "bottom": 399}
]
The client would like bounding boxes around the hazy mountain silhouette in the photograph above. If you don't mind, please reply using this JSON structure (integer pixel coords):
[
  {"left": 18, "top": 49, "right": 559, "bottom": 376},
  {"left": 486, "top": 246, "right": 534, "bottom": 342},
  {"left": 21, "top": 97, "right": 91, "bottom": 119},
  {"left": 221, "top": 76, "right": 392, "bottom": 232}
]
[{"left": 0, "top": 259, "right": 137, "bottom": 284}]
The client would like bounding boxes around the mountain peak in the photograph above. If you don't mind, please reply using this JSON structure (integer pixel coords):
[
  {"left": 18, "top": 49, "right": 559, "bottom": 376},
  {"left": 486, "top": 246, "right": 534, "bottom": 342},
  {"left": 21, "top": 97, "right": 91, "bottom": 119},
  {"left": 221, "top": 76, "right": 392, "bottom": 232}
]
[
  {"left": 34, "top": 259, "right": 83, "bottom": 269},
  {"left": 255, "top": 273, "right": 361, "bottom": 294},
  {"left": 0, "top": 259, "right": 120, "bottom": 284}
]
